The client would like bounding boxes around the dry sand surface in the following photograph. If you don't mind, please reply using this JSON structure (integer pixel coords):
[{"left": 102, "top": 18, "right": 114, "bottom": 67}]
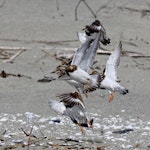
[{"left": 0, "top": 0, "right": 150, "bottom": 149}]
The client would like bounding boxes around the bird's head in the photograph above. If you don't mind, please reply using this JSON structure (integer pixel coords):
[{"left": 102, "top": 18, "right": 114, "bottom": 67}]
[{"left": 65, "top": 65, "right": 77, "bottom": 73}]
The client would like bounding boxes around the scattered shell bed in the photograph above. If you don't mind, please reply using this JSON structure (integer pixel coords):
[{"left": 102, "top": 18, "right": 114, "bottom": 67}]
[{"left": 0, "top": 111, "right": 150, "bottom": 150}]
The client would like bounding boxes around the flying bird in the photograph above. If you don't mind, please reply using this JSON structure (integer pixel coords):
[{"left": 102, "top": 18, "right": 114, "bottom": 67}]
[
  {"left": 100, "top": 41, "right": 129, "bottom": 102},
  {"left": 49, "top": 92, "right": 93, "bottom": 135},
  {"left": 78, "top": 20, "right": 110, "bottom": 45},
  {"left": 62, "top": 31, "right": 102, "bottom": 94}
]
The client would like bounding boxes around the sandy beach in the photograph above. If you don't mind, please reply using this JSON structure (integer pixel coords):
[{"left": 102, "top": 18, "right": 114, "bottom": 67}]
[{"left": 0, "top": 0, "right": 150, "bottom": 149}]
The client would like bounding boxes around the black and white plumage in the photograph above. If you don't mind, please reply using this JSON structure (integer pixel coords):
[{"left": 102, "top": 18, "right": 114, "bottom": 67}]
[
  {"left": 57, "top": 20, "right": 110, "bottom": 95},
  {"left": 63, "top": 31, "right": 102, "bottom": 93},
  {"left": 78, "top": 20, "right": 110, "bottom": 45},
  {"left": 100, "top": 41, "right": 129, "bottom": 102},
  {"left": 49, "top": 92, "right": 93, "bottom": 134},
  {"left": 64, "top": 65, "right": 92, "bottom": 85}
]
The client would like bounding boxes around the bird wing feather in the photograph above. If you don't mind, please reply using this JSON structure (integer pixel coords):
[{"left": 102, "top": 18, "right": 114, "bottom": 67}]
[
  {"left": 57, "top": 92, "right": 85, "bottom": 109},
  {"left": 105, "top": 41, "right": 122, "bottom": 81},
  {"left": 78, "top": 31, "right": 101, "bottom": 72},
  {"left": 71, "top": 39, "right": 92, "bottom": 66},
  {"left": 49, "top": 100, "right": 66, "bottom": 114}
]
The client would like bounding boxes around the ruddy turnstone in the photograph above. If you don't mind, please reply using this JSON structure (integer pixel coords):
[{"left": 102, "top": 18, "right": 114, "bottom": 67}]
[
  {"left": 63, "top": 31, "right": 102, "bottom": 90},
  {"left": 49, "top": 92, "right": 93, "bottom": 135},
  {"left": 100, "top": 41, "right": 129, "bottom": 102},
  {"left": 64, "top": 65, "right": 92, "bottom": 85},
  {"left": 78, "top": 20, "right": 110, "bottom": 45}
]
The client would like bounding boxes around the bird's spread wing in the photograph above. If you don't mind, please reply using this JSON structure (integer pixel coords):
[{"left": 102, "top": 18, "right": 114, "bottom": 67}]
[
  {"left": 77, "top": 31, "right": 87, "bottom": 44},
  {"left": 57, "top": 92, "right": 85, "bottom": 109},
  {"left": 71, "top": 39, "right": 92, "bottom": 66},
  {"left": 105, "top": 41, "right": 122, "bottom": 81},
  {"left": 78, "top": 31, "right": 101, "bottom": 72},
  {"left": 49, "top": 100, "right": 66, "bottom": 114}
]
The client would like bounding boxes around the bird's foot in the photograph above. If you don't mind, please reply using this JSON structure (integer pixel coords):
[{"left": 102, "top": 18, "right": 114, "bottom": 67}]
[
  {"left": 109, "top": 92, "right": 115, "bottom": 102},
  {"left": 79, "top": 126, "right": 85, "bottom": 135}
]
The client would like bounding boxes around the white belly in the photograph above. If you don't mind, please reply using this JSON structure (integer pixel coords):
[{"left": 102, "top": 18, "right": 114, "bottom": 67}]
[{"left": 69, "top": 68, "right": 91, "bottom": 85}]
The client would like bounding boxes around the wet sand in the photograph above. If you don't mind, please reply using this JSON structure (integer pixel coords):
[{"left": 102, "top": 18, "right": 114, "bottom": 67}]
[{"left": 0, "top": 0, "right": 150, "bottom": 149}]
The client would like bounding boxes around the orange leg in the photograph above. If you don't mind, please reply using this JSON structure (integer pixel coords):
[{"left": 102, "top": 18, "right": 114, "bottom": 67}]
[
  {"left": 109, "top": 92, "right": 115, "bottom": 102},
  {"left": 79, "top": 125, "right": 85, "bottom": 135}
]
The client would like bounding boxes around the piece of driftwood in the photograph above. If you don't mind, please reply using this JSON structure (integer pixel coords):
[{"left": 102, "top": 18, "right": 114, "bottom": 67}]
[
  {"left": 0, "top": 46, "right": 30, "bottom": 63},
  {"left": 0, "top": 70, "right": 32, "bottom": 79},
  {"left": 27, "top": 125, "right": 35, "bottom": 150},
  {"left": 0, "top": 46, "right": 30, "bottom": 50},
  {"left": 54, "top": 51, "right": 74, "bottom": 59},
  {"left": 56, "top": 138, "right": 80, "bottom": 143},
  {"left": 112, "top": 129, "right": 134, "bottom": 134},
  {"left": 43, "top": 47, "right": 111, "bottom": 54},
  {"left": 47, "top": 47, "right": 150, "bottom": 58},
  {"left": 3, "top": 49, "right": 25, "bottom": 63},
  {"left": 122, "top": 51, "right": 150, "bottom": 58},
  {"left": 51, "top": 47, "right": 106, "bottom": 55},
  {"left": 21, "top": 127, "right": 37, "bottom": 139},
  {"left": 0, "top": 38, "right": 78, "bottom": 46},
  {"left": 131, "top": 55, "right": 150, "bottom": 58},
  {"left": 21, "top": 125, "right": 37, "bottom": 150},
  {"left": 37, "top": 76, "right": 56, "bottom": 83},
  {"left": 33, "top": 39, "right": 78, "bottom": 45}
]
